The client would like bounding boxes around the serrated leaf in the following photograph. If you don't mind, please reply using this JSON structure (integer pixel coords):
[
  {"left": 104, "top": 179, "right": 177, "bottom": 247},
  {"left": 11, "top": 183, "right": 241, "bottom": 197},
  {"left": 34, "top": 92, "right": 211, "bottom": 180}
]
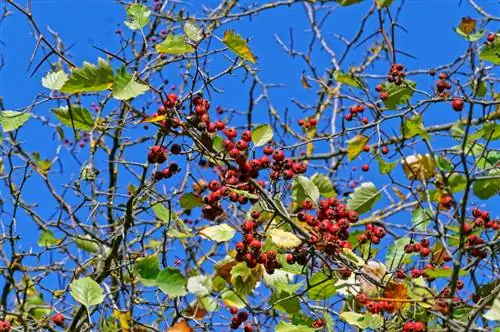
[
  {"left": 386, "top": 237, "right": 412, "bottom": 270},
  {"left": 377, "top": 156, "right": 397, "bottom": 174},
  {"left": 223, "top": 30, "right": 256, "bottom": 63},
  {"left": 252, "top": 124, "right": 273, "bottom": 146},
  {"left": 37, "top": 230, "right": 61, "bottom": 247},
  {"left": 42, "top": 70, "right": 69, "bottom": 90},
  {"left": 270, "top": 290, "right": 300, "bottom": 314},
  {"left": 334, "top": 71, "right": 364, "bottom": 89},
  {"left": 307, "top": 271, "right": 337, "bottom": 300},
  {"left": 52, "top": 105, "right": 94, "bottom": 131},
  {"left": 402, "top": 115, "right": 430, "bottom": 141},
  {"left": 112, "top": 66, "right": 149, "bottom": 100},
  {"left": 382, "top": 80, "right": 416, "bottom": 109},
  {"left": 340, "top": 312, "right": 383, "bottom": 329},
  {"left": 180, "top": 193, "right": 203, "bottom": 209},
  {"left": 480, "top": 38, "right": 500, "bottom": 64},
  {"left": 292, "top": 175, "right": 320, "bottom": 206},
  {"left": 199, "top": 224, "right": 236, "bottom": 242},
  {"left": 268, "top": 229, "right": 301, "bottom": 249},
  {"left": 230, "top": 262, "right": 262, "bottom": 296},
  {"left": 60, "top": 58, "right": 114, "bottom": 93},
  {"left": 346, "top": 182, "right": 381, "bottom": 214},
  {"left": 412, "top": 208, "right": 431, "bottom": 231},
  {"left": 31, "top": 152, "right": 51, "bottom": 172},
  {"left": 70, "top": 277, "right": 105, "bottom": 308},
  {"left": 124, "top": 4, "right": 151, "bottom": 30},
  {"left": 134, "top": 255, "right": 160, "bottom": 287},
  {"left": 347, "top": 135, "right": 369, "bottom": 161},
  {"left": 0, "top": 111, "right": 32, "bottom": 132},
  {"left": 473, "top": 169, "right": 500, "bottom": 200},
  {"left": 483, "top": 294, "right": 500, "bottom": 321},
  {"left": 311, "top": 173, "right": 336, "bottom": 197},
  {"left": 425, "top": 268, "right": 466, "bottom": 279},
  {"left": 448, "top": 173, "right": 467, "bottom": 192},
  {"left": 454, "top": 27, "right": 484, "bottom": 41},
  {"left": 187, "top": 275, "right": 212, "bottom": 297},
  {"left": 221, "top": 290, "right": 246, "bottom": 308},
  {"left": 156, "top": 35, "right": 194, "bottom": 55},
  {"left": 275, "top": 321, "right": 315, "bottom": 332},
  {"left": 183, "top": 20, "right": 203, "bottom": 43},
  {"left": 156, "top": 268, "right": 187, "bottom": 297}
]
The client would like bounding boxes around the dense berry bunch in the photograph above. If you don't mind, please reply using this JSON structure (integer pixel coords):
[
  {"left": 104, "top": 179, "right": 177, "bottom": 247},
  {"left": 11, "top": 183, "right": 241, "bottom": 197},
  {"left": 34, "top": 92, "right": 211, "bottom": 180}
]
[
  {"left": 435, "top": 72, "right": 452, "bottom": 98},
  {"left": 147, "top": 145, "right": 167, "bottom": 164},
  {"left": 229, "top": 308, "right": 250, "bottom": 330},
  {"left": 402, "top": 321, "right": 426, "bottom": 332}
]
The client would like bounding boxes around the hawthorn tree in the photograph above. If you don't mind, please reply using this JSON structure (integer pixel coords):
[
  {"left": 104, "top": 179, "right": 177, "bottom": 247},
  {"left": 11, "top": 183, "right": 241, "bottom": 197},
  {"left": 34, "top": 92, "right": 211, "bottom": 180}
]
[{"left": 0, "top": 0, "right": 499, "bottom": 331}]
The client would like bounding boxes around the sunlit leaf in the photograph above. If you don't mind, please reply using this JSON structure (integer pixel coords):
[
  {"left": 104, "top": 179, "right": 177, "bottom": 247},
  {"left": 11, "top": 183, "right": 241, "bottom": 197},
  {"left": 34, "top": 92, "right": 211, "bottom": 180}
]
[
  {"left": 402, "top": 115, "right": 430, "bottom": 141},
  {"left": 292, "top": 175, "right": 320, "bottom": 206},
  {"left": 307, "top": 271, "right": 337, "bottom": 300},
  {"left": 311, "top": 173, "right": 336, "bottom": 198},
  {"left": 480, "top": 38, "right": 500, "bottom": 64},
  {"left": 346, "top": 182, "right": 381, "bottom": 214},
  {"left": 222, "top": 30, "right": 256, "bottom": 63},
  {"left": 37, "top": 230, "right": 61, "bottom": 247},
  {"left": 42, "top": 70, "right": 69, "bottom": 90},
  {"left": 252, "top": 124, "right": 273, "bottom": 146},
  {"left": 60, "top": 58, "right": 114, "bottom": 93},
  {"left": 334, "top": 70, "right": 364, "bottom": 89},
  {"left": 0, "top": 111, "right": 32, "bottom": 132},
  {"left": 268, "top": 229, "right": 301, "bottom": 249},
  {"left": 377, "top": 156, "right": 397, "bottom": 174},
  {"left": 275, "top": 321, "right": 315, "bottom": 332},
  {"left": 347, "top": 135, "right": 369, "bottom": 161},
  {"left": 180, "top": 193, "right": 203, "bottom": 209},
  {"left": 382, "top": 80, "right": 416, "bottom": 109},
  {"left": 199, "top": 224, "right": 236, "bottom": 242},
  {"left": 52, "top": 105, "right": 94, "bottom": 131},
  {"left": 386, "top": 237, "right": 412, "bottom": 270},
  {"left": 401, "top": 153, "right": 436, "bottom": 181},
  {"left": 134, "top": 255, "right": 160, "bottom": 287},
  {"left": 156, "top": 268, "right": 187, "bottom": 297},
  {"left": 70, "top": 277, "right": 105, "bottom": 308},
  {"left": 112, "top": 66, "right": 149, "bottom": 100},
  {"left": 183, "top": 20, "right": 203, "bottom": 43},
  {"left": 156, "top": 35, "right": 195, "bottom": 55},
  {"left": 187, "top": 275, "right": 212, "bottom": 297},
  {"left": 473, "top": 169, "right": 500, "bottom": 199},
  {"left": 230, "top": 262, "right": 262, "bottom": 296},
  {"left": 124, "top": 4, "right": 151, "bottom": 30},
  {"left": 340, "top": 312, "right": 383, "bottom": 329}
]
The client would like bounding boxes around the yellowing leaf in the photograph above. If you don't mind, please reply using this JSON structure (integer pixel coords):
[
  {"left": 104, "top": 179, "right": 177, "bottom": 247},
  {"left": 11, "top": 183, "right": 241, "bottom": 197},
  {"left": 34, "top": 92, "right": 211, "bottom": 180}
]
[
  {"left": 347, "top": 135, "right": 369, "bottom": 161},
  {"left": 401, "top": 154, "right": 436, "bottom": 181},
  {"left": 268, "top": 229, "right": 302, "bottom": 249},
  {"left": 222, "top": 30, "right": 256, "bottom": 63},
  {"left": 156, "top": 35, "right": 194, "bottom": 55},
  {"left": 168, "top": 320, "right": 193, "bottom": 332},
  {"left": 199, "top": 224, "right": 236, "bottom": 242},
  {"left": 458, "top": 17, "right": 477, "bottom": 35}
]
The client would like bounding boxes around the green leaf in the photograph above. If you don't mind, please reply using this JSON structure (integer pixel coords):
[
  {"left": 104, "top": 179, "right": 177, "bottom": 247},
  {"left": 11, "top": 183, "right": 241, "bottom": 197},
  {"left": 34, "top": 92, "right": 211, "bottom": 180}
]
[
  {"left": 223, "top": 30, "right": 256, "bottom": 63},
  {"left": 436, "top": 156, "right": 454, "bottom": 171},
  {"left": 386, "top": 237, "right": 412, "bottom": 270},
  {"left": 167, "top": 229, "right": 192, "bottom": 238},
  {"left": 454, "top": 27, "right": 485, "bottom": 41},
  {"left": 156, "top": 268, "right": 187, "bottom": 297},
  {"left": 347, "top": 135, "right": 369, "bottom": 161},
  {"left": 334, "top": 71, "right": 364, "bottom": 89},
  {"left": 31, "top": 152, "right": 51, "bottom": 172},
  {"left": 112, "top": 66, "right": 149, "bottom": 100},
  {"left": 346, "top": 182, "right": 381, "bottom": 214},
  {"left": 483, "top": 294, "right": 500, "bottom": 321},
  {"left": 152, "top": 203, "right": 178, "bottom": 224},
  {"left": 37, "top": 230, "right": 60, "bottom": 247},
  {"left": 199, "top": 224, "right": 236, "bottom": 242},
  {"left": 412, "top": 208, "right": 431, "bottom": 231},
  {"left": 60, "top": 58, "right": 114, "bottom": 93},
  {"left": 307, "top": 271, "right": 337, "bottom": 300},
  {"left": 268, "top": 229, "right": 301, "bottom": 249},
  {"left": 475, "top": 80, "right": 488, "bottom": 97},
  {"left": 339, "top": 312, "right": 383, "bottom": 329},
  {"left": 424, "top": 268, "right": 466, "bottom": 279},
  {"left": 402, "top": 115, "right": 430, "bottom": 141},
  {"left": 292, "top": 175, "right": 320, "bottom": 206},
  {"left": 448, "top": 173, "right": 467, "bottom": 192},
  {"left": 480, "top": 38, "right": 500, "bottom": 64},
  {"left": 187, "top": 275, "right": 212, "bottom": 297},
  {"left": 212, "top": 135, "right": 224, "bottom": 152},
  {"left": 271, "top": 291, "right": 300, "bottom": 314},
  {"left": 0, "top": 111, "right": 32, "bottom": 132},
  {"left": 124, "top": 4, "right": 151, "bottom": 30},
  {"left": 275, "top": 321, "right": 315, "bottom": 332},
  {"left": 52, "top": 105, "right": 94, "bottom": 131},
  {"left": 183, "top": 20, "right": 203, "bottom": 43},
  {"left": 134, "top": 255, "right": 160, "bottom": 287},
  {"left": 230, "top": 262, "right": 261, "bottom": 296},
  {"left": 42, "top": 70, "right": 69, "bottom": 90},
  {"left": 70, "top": 277, "right": 105, "bottom": 308},
  {"left": 156, "top": 34, "right": 194, "bottom": 55},
  {"left": 252, "top": 124, "right": 273, "bottom": 146},
  {"left": 311, "top": 173, "right": 336, "bottom": 197},
  {"left": 73, "top": 236, "right": 99, "bottom": 253},
  {"left": 382, "top": 80, "right": 416, "bottom": 109},
  {"left": 377, "top": 156, "right": 397, "bottom": 174},
  {"left": 25, "top": 295, "right": 51, "bottom": 319},
  {"left": 376, "top": 0, "right": 394, "bottom": 9},
  {"left": 221, "top": 290, "right": 246, "bottom": 309},
  {"left": 473, "top": 169, "right": 500, "bottom": 200},
  {"left": 198, "top": 295, "right": 218, "bottom": 312},
  {"left": 180, "top": 193, "right": 203, "bottom": 209},
  {"left": 475, "top": 122, "right": 500, "bottom": 141},
  {"left": 477, "top": 150, "right": 500, "bottom": 170}
]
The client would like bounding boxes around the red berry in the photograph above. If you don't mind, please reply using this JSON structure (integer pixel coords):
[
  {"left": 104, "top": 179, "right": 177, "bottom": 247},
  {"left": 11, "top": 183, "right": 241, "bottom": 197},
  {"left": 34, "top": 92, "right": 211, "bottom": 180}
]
[
  {"left": 363, "top": 145, "right": 370, "bottom": 152},
  {"left": 375, "top": 84, "right": 383, "bottom": 92},
  {"left": 380, "top": 91, "right": 389, "bottom": 100},
  {"left": 381, "top": 146, "right": 389, "bottom": 155},
  {"left": 237, "top": 311, "right": 248, "bottom": 322},
  {"left": 361, "top": 117, "right": 369, "bottom": 124},
  {"left": 487, "top": 33, "right": 496, "bottom": 42},
  {"left": 298, "top": 119, "right": 305, "bottom": 126},
  {"left": 286, "top": 254, "right": 295, "bottom": 264},
  {"left": 309, "top": 118, "right": 318, "bottom": 126},
  {"left": 345, "top": 113, "right": 353, "bottom": 121},
  {"left": 170, "top": 144, "right": 181, "bottom": 155},
  {"left": 241, "top": 130, "right": 252, "bottom": 142},
  {"left": 244, "top": 325, "right": 253, "bottom": 332},
  {"left": 52, "top": 313, "right": 64, "bottom": 326},
  {"left": 361, "top": 164, "right": 369, "bottom": 172},
  {"left": 452, "top": 98, "right": 464, "bottom": 111}
]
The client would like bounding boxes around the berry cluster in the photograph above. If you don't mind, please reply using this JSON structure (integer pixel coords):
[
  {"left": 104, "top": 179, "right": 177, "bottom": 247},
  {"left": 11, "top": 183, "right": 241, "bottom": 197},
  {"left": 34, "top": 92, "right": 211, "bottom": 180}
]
[
  {"left": 435, "top": 72, "right": 452, "bottom": 98},
  {"left": 345, "top": 104, "right": 368, "bottom": 124},
  {"left": 386, "top": 63, "right": 406, "bottom": 85},
  {"left": 295, "top": 197, "right": 358, "bottom": 256},
  {"left": 297, "top": 117, "right": 317, "bottom": 128},
  {"left": 229, "top": 307, "right": 251, "bottom": 331},
  {"left": 356, "top": 223, "right": 387, "bottom": 245},
  {"left": 404, "top": 238, "right": 431, "bottom": 257},
  {"left": 153, "top": 162, "right": 179, "bottom": 181},
  {"left": 147, "top": 145, "right": 167, "bottom": 164},
  {"left": 355, "top": 293, "right": 396, "bottom": 314},
  {"left": 402, "top": 321, "right": 426, "bottom": 332},
  {"left": 471, "top": 207, "right": 498, "bottom": 229},
  {"left": 234, "top": 213, "right": 282, "bottom": 274}
]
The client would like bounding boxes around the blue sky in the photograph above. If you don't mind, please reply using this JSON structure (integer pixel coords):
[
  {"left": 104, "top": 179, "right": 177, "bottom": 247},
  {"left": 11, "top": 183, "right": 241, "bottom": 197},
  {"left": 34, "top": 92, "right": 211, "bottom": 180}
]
[{"left": 0, "top": 0, "right": 499, "bottom": 328}]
